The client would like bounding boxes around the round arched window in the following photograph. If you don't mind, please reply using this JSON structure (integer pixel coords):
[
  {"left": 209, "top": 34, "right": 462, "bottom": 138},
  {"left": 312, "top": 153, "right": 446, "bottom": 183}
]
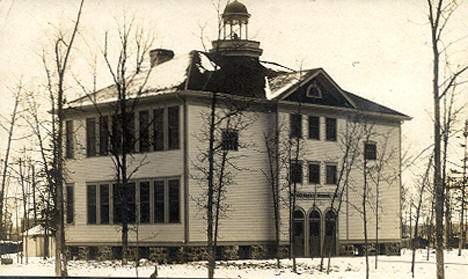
[{"left": 306, "top": 83, "right": 322, "bottom": 98}]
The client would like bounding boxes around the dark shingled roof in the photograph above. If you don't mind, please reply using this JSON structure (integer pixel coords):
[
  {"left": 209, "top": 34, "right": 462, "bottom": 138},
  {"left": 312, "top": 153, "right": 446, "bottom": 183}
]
[
  {"left": 344, "top": 90, "right": 409, "bottom": 118},
  {"left": 67, "top": 50, "right": 409, "bottom": 120}
]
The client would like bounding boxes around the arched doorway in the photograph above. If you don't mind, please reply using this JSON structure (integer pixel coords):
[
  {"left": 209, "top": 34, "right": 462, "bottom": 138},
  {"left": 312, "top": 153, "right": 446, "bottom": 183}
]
[
  {"left": 309, "top": 209, "right": 321, "bottom": 257},
  {"left": 293, "top": 209, "right": 305, "bottom": 257},
  {"left": 324, "top": 210, "right": 337, "bottom": 257}
]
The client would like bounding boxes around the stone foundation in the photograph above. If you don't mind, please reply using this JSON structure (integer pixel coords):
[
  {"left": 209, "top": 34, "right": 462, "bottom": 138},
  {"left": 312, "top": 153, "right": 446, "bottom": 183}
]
[{"left": 97, "top": 246, "right": 112, "bottom": 261}]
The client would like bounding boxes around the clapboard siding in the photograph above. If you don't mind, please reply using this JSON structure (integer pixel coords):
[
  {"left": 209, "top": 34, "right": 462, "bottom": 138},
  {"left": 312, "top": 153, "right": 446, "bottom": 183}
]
[
  {"left": 64, "top": 93, "right": 402, "bottom": 246},
  {"left": 187, "top": 102, "right": 278, "bottom": 243},
  {"left": 65, "top": 105, "right": 185, "bottom": 244},
  {"left": 277, "top": 109, "right": 401, "bottom": 242}
]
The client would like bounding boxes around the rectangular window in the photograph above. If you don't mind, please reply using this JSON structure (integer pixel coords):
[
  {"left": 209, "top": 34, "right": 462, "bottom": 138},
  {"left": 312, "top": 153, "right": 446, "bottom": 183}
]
[
  {"left": 111, "top": 115, "right": 122, "bottom": 154},
  {"left": 65, "top": 120, "right": 74, "bottom": 159},
  {"left": 364, "top": 142, "right": 377, "bottom": 160},
  {"left": 308, "top": 163, "right": 320, "bottom": 184},
  {"left": 168, "top": 106, "right": 179, "bottom": 150},
  {"left": 87, "top": 185, "right": 97, "bottom": 224},
  {"left": 290, "top": 161, "right": 303, "bottom": 184},
  {"left": 221, "top": 129, "right": 239, "bottom": 151},
  {"left": 168, "top": 179, "right": 180, "bottom": 223},
  {"left": 326, "top": 118, "right": 337, "bottom": 141},
  {"left": 326, "top": 164, "right": 337, "bottom": 185},
  {"left": 153, "top": 109, "right": 164, "bottom": 151},
  {"left": 113, "top": 184, "right": 122, "bottom": 224},
  {"left": 99, "top": 116, "right": 109, "bottom": 156},
  {"left": 140, "top": 181, "right": 150, "bottom": 224},
  {"left": 308, "top": 116, "right": 320, "bottom": 140},
  {"left": 66, "top": 185, "right": 74, "bottom": 224},
  {"left": 86, "top": 118, "right": 97, "bottom": 157},
  {"left": 100, "top": 184, "right": 109, "bottom": 224},
  {"left": 127, "top": 183, "right": 136, "bottom": 224},
  {"left": 290, "top": 114, "right": 302, "bottom": 138},
  {"left": 154, "top": 180, "right": 165, "bottom": 223},
  {"left": 124, "top": 113, "right": 135, "bottom": 154},
  {"left": 139, "top": 110, "right": 150, "bottom": 153}
]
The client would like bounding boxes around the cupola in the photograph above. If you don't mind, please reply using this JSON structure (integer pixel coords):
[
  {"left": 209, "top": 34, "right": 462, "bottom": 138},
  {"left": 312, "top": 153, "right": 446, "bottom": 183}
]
[{"left": 210, "top": 0, "right": 262, "bottom": 58}]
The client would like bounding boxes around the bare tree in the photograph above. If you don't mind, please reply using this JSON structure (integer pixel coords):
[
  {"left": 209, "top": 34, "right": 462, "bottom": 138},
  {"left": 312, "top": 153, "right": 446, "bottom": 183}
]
[
  {"left": 72, "top": 16, "right": 155, "bottom": 264},
  {"left": 192, "top": 92, "right": 253, "bottom": 279},
  {"left": 411, "top": 154, "right": 433, "bottom": 277},
  {"left": 39, "top": 0, "right": 84, "bottom": 274},
  {"left": 261, "top": 115, "right": 283, "bottom": 268},
  {"left": 0, "top": 86, "right": 21, "bottom": 241},
  {"left": 426, "top": 1, "right": 468, "bottom": 277}
]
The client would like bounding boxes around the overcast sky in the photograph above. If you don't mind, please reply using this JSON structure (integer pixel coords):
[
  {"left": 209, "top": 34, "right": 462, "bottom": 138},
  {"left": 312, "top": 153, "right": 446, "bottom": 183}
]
[{"left": 0, "top": 0, "right": 467, "bottom": 188}]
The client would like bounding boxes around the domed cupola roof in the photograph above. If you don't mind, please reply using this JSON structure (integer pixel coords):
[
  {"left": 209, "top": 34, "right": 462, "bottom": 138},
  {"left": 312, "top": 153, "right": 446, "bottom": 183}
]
[{"left": 223, "top": 0, "right": 250, "bottom": 18}]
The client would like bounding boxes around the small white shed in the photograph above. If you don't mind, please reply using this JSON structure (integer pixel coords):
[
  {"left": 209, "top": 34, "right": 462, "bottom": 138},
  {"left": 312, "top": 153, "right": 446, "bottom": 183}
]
[{"left": 22, "top": 225, "right": 55, "bottom": 258}]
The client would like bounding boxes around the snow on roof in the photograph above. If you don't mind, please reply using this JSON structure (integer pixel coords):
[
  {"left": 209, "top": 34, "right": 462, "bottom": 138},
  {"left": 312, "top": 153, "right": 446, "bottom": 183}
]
[
  {"left": 23, "top": 225, "right": 50, "bottom": 236},
  {"left": 265, "top": 70, "right": 317, "bottom": 100},
  {"left": 68, "top": 51, "right": 219, "bottom": 108}
]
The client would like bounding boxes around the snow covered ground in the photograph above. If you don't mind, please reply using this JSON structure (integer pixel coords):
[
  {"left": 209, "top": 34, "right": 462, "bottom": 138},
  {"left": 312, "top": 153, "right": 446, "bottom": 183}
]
[{"left": 1, "top": 249, "right": 467, "bottom": 278}]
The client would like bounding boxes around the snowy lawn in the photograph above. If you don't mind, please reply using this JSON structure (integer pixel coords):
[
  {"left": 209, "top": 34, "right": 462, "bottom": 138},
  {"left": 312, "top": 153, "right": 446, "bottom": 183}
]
[{"left": 1, "top": 249, "right": 467, "bottom": 278}]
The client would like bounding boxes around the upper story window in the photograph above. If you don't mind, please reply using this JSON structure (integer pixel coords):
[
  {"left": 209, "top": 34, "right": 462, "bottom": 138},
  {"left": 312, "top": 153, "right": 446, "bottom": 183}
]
[
  {"left": 306, "top": 83, "right": 322, "bottom": 98},
  {"left": 139, "top": 110, "right": 150, "bottom": 153},
  {"left": 153, "top": 108, "right": 164, "bottom": 151},
  {"left": 308, "top": 162, "right": 320, "bottom": 184},
  {"left": 86, "top": 118, "right": 97, "bottom": 157},
  {"left": 326, "top": 164, "right": 337, "bottom": 185},
  {"left": 308, "top": 116, "right": 320, "bottom": 140},
  {"left": 87, "top": 105, "right": 180, "bottom": 157},
  {"left": 221, "top": 129, "right": 239, "bottom": 151},
  {"left": 65, "top": 120, "right": 74, "bottom": 159},
  {"left": 326, "top": 117, "right": 337, "bottom": 141},
  {"left": 290, "top": 161, "right": 303, "bottom": 184},
  {"left": 99, "top": 116, "right": 109, "bottom": 156},
  {"left": 168, "top": 106, "right": 180, "bottom": 150},
  {"left": 364, "top": 142, "right": 377, "bottom": 160},
  {"left": 290, "top": 114, "right": 302, "bottom": 139}
]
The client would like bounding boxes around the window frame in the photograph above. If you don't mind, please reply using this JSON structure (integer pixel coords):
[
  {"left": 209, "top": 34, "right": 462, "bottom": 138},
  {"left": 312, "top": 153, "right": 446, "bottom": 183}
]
[
  {"left": 86, "top": 118, "right": 97, "bottom": 157},
  {"left": 221, "top": 128, "right": 239, "bottom": 151},
  {"left": 167, "top": 106, "right": 180, "bottom": 150},
  {"left": 364, "top": 142, "right": 377, "bottom": 161},
  {"left": 87, "top": 185, "right": 97, "bottom": 224},
  {"left": 85, "top": 177, "right": 181, "bottom": 226},
  {"left": 306, "top": 83, "right": 322, "bottom": 99},
  {"left": 325, "top": 117, "right": 337, "bottom": 141},
  {"left": 308, "top": 162, "right": 321, "bottom": 184},
  {"left": 290, "top": 114, "right": 303, "bottom": 139},
  {"left": 290, "top": 160, "right": 303, "bottom": 184},
  {"left": 325, "top": 163, "right": 338, "bottom": 185},
  {"left": 308, "top": 116, "right": 320, "bottom": 140},
  {"left": 65, "top": 184, "right": 74, "bottom": 224},
  {"left": 65, "top": 120, "right": 74, "bottom": 159}
]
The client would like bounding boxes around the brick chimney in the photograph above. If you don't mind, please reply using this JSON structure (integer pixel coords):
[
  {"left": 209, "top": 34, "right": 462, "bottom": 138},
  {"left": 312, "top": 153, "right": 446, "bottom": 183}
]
[{"left": 149, "top": 49, "right": 175, "bottom": 67}]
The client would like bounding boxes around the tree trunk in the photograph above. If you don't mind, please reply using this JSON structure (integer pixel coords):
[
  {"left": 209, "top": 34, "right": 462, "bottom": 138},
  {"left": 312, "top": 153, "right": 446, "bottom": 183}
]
[
  {"left": 207, "top": 92, "right": 217, "bottom": 279},
  {"left": 0, "top": 94, "right": 19, "bottom": 238}
]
